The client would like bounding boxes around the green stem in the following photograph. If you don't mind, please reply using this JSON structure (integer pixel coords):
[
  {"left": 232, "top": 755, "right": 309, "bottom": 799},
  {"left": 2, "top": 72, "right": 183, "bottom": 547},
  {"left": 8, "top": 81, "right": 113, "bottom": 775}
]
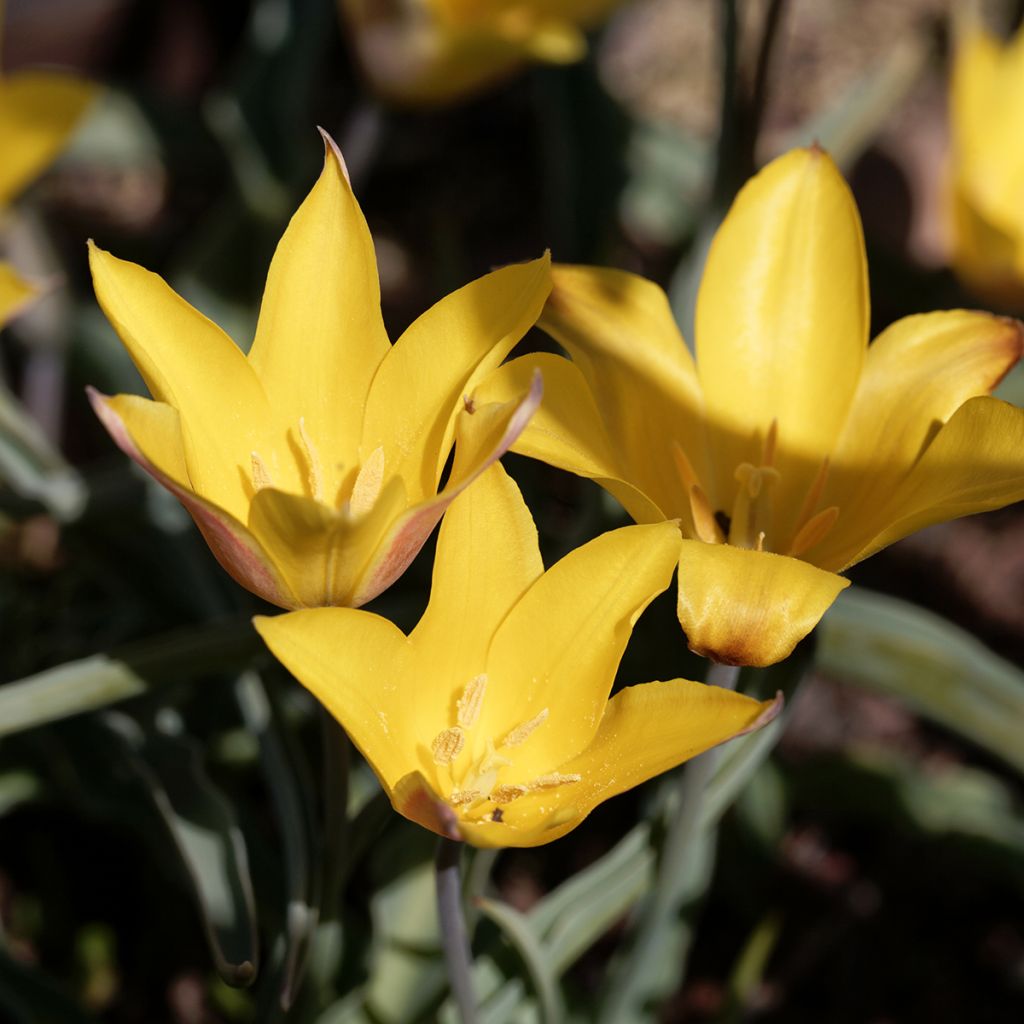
[
  {"left": 597, "top": 661, "right": 740, "bottom": 1023},
  {"left": 435, "top": 838, "right": 478, "bottom": 1024}
]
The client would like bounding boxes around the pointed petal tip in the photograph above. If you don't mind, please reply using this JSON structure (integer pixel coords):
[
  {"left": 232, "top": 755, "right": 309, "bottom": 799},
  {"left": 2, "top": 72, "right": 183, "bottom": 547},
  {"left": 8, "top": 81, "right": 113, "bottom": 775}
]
[
  {"left": 316, "top": 126, "right": 352, "bottom": 185},
  {"left": 733, "top": 689, "right": 785, "bottom": 738}
]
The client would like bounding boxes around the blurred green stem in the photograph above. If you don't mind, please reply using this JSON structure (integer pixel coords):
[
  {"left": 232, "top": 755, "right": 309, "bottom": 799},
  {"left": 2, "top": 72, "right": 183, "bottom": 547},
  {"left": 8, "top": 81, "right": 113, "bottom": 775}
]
[
  {"left": 435, "top": 838, "right": 478, "bottom": 1024},
  {"left": 598, "top": 661, "right": 740, "bottom": 1022}
]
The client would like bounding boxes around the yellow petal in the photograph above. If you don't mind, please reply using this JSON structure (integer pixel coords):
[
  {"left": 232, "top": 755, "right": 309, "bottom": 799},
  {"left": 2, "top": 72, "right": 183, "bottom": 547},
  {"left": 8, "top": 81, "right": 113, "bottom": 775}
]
[
  {"left": 89, "top": 388, "right": 294, "bottom": 607},
  {"left": 676, "top": 539, "right": 849, "bottom": 667},
  {"left": 0, "top": 72, "right": 96, "bottom": 206},
  {"left": 361, "top": 253, "right": 551, "bottom": 502},
  {"left": 815, "top": 312, "right": 1023, "bottom": 569},
  {"left": 460, "top": 682, "right": 781, "bottom": 848},
  {"left": 410, "top": 462, "right": 543, "bottom": 712},
  {"left": 348, "top": 369, "right": 544, "bottom": 607},
  {"left": 247, "top": 133, "right": 390, "bottom": 476},
  {"left": 480, "top": 520, "right": 682, "bottom": 773},
  {"left": 696, "top": 147, "right": 868, "bottom": 474},
  {"left": 845, "top": 396, "right": 1024, "bottom": 567},
  {"left": 246, "top": 475, "right": 408, "bottom": 608},
  {"left": 472, "top": 353, "right": 665, "bottom": 523},
  {"left": 254, "top": 608, "right": 413, "bottom": 789},
  {"left": 88, "top": 243, "right": 270, "bottom": 518},
  {"left": 0, "top": 262, "right": 37, "bottom": 325},
  {"left": 539, "top": 263, "right": 708, "bottom": 512}
]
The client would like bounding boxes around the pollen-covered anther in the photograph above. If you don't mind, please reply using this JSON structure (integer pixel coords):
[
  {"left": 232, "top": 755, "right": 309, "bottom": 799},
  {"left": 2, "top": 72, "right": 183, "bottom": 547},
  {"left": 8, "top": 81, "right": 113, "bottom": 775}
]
[
  {"left": 491, "top": 784, "right": 528, "bottom": 804},
  {"left": 350, "top": 445, "right": 385, "bottom": 517},
  {"left": 529, "top": 772, "right": 582, "bottom": 791},
  {"left": 457, "top": 673, "right": 487, "bottom": 729},
  {"left": 503, "top": 707, "right": 549, "bottom": 747},
  {"left": 298, "top": 416, "right": 324, "bottom": 502},
  {"left": 251, "top": 451, "right": 272, "bottom": 491},
  {"left": 431, "top": 726, "right": 465, "bottom": 765},
  {"left": 449, "top": 789, "right": 481, "bottom": 806}
]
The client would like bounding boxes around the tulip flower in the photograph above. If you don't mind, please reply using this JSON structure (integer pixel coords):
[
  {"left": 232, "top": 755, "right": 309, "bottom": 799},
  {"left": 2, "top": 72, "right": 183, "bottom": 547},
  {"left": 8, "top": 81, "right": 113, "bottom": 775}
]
[
  {"left": 89, "top": 134, "right": 550, "bottom": 609},
  {"left": 474, "top": 147, "right": 1024, "bottom": 667},
  {"left": 340, "top": 0, "right": 624, "bottom": 105},
  {"left": 948, "top": 20, "right": 1024, "bottom": 306},
  {"left": 0, "top": 70, "right": 95, "bottom": 207},
  {"left": 256, "top": 463, "right": 778, "bottom": 848}
]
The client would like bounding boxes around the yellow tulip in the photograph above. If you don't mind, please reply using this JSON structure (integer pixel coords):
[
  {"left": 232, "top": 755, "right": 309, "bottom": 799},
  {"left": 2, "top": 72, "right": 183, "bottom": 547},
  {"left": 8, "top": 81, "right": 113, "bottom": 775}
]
[
  {"left": 0, "top": 70, "right": 95, "bottom": 208},
  {"left": 255, "top": 462, "right": 778, "bottom": 848},
  {"left": 949, "top": 22, "right": 1024, "bottom": 306},
  {"left": 89, "top": 134, "right": 550, "bottom": 609},
  {"left": 474, "top": 147, "right": 1024, "bottom": 667},
  {"left": 340, "top": 0, "right": 623, "bottom": 105}
]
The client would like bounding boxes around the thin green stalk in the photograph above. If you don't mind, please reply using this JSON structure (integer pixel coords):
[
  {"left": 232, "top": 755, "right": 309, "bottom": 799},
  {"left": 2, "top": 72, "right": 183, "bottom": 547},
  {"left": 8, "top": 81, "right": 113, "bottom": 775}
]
[
  {"left": 597, "top": 661, "right": 740, "bottom": 1022},
  {"left": 435, "top": 838, "right": 479, "bottom": 1024}
]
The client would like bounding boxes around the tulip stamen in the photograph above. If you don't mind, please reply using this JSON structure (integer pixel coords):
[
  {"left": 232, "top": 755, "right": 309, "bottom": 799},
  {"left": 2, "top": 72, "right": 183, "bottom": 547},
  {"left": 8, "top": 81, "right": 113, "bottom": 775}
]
[
  {"left": 787, "top": 505, "right": 840, "bottom": 557},
  {"left": 503, "top": 708, "right": 549, "bottom": 747},
  {"left": 350, "top": 445, "right": 385, "bottom": 517},
  {"left": 730, "top": 462, "right": 779, "bottom": 549},
  {"left": 431, "top": 726, "right": 465, "bottom": 765},
  {"left": 298, "top": 417, "right": 324, "bottom": 502},
  {"left": 529, "top": 772, "right": 582, "bottom": 791},
  {"left": 689, "top": 484, "right": 724, "bottom": 544},
  {"left": 250, "top": 451, "right": 273, "bottom": 491},
  {"left": 457, "top": 673, "right": 487, "bottom": 729}
]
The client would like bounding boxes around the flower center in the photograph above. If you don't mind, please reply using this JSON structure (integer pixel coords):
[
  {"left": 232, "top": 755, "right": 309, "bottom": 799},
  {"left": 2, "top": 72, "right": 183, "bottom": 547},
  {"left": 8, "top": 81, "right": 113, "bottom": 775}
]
[
  {"left": 674, "top": 419, "right": 839, "bottom": 558},
  {"left": 428, "top": 673, "right": 581, "bottom": 824}
]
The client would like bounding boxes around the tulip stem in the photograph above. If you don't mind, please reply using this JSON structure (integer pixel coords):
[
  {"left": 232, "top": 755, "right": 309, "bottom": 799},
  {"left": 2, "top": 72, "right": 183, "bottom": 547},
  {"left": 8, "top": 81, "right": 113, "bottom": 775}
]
[
  {"left": 436, "top": 837, "right": 479, "bottom": 1024},
  {"left": 597, "top": 660, "right": 740, "bottom": 1022}
]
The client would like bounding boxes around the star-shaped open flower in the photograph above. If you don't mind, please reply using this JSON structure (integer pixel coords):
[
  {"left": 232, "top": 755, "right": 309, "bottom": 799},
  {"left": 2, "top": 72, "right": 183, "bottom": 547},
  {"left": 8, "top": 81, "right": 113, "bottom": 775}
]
[
  {"left": 474, "top": 146, "right": 1024, "bottom": 667},
  {"left": 89, "top": 134, "right": 550, "bottom": 609},
  {"left": 256, "top": 463, "right": 778, "bottom": 848},
  {"left": 340, "top": 0, "right": 623, "bottom": 105}
]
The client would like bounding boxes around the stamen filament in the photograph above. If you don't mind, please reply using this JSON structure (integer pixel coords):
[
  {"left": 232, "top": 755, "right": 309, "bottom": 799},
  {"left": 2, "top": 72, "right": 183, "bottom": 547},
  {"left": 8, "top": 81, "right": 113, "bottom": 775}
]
[
  {"left": 298, "top": 417, "right": 324, "bottom": 503},
  {"left": 787, "top": 505, "right": 840, "bottom": 557}
]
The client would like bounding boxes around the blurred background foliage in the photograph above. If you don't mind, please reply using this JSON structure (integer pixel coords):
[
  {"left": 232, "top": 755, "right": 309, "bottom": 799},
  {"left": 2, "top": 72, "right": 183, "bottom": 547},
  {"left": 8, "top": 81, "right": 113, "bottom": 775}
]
[{"left": 1, "top": 0, "right": 1024, "bottom": 1021}]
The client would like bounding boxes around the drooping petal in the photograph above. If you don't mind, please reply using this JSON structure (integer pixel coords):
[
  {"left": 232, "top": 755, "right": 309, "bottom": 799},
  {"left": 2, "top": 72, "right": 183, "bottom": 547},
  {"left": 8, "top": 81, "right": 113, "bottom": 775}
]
[
  {"left": 815, "top": 311, "right": 1023, "bottom": 569},
  {"left": 675, "top": 540, "right": 849, "bottom": 667},
  {"left": 361, "top": 252, "right": 551, "bottom": 502},
  {"left": 348, "top": 370, "right": 543, "bottom": 607},
  {"left": 410, "top": 463, "right": 543, "bottom": 732},
  {"left": 247, "top": 133, "right": 390, "bottom": 477},
  {"left": 459, "top": 681, "right": 781, "bottom": 848},
  {"left": 480, "top": 520, "right": 682, "bottom": 774},
  {"left": 246, "top": 475, "right": 408, "bottom": 608},
  {"left": 89, "top": 388, "right": 294, "bottom": 607},
  {"left": 254, "top": 608, "right": 413, "bottom": 789},
  {"left": 842, "top": 396, "right": 1024, "bottom": 567},
  {"left": 0, "top": 72, "right": 96, "bottom": 206},
  {"left": 696, "top": 147, "right": 868, "bottom": 478},
  {"left": 472, "top": 353, "right": 665, "bottom": 523},
  {"left": 88, "top": 243, "right": 271, "bottom": 517},
  {"left": 0, "top": 263, "right": 37, "bottom": 324},
  {"left": 539, "top": 263, "right": 707, "bottom": 514}
]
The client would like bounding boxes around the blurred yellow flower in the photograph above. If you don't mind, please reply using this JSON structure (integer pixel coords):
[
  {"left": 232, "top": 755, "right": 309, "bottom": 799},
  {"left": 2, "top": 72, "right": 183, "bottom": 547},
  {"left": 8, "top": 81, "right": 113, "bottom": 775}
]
[
  {"left": 949, "top": 22, "right": 1024, "bottom": 306},
  {"left": 0, "top": 262, "right": 36, "bottom": 322},
  {"left": 476, "top": 147, "right": 1024, "bottom": 667},
  {"left": 340, "top": 0, "right": 624, "bottom": 104},
  {"left": 0, "top": 69, "right": 95, "bottom": 207},
  {"left": 256, "top": 463, "right": 778, "bottom": 848},
  {"left": 89, "top": 134, "right": 550, "bottom": 609}
]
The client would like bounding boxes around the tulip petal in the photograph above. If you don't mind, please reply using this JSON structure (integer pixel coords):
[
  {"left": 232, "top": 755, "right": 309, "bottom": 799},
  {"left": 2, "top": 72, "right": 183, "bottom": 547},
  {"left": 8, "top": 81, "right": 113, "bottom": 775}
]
[
  {"left": 88, "top": 244, "right": 271, "bottom": 517},
  {"left": 0, "top": 72, "right": 96, "bottom": 206},
  {"left": 348, "top": 371, "right": 543, "bottom": 607},
  {"left": 89, "top": 388, "right": 294, "bottom": 607},
  {"left": 361, "top": 253, "right": 551, "bottom": 502},
  {"left": 696, "top": 148, "right": 868, "bottom": 475},
  {"left": 459, "top": 682, "right": 781, "bottom": 848},
  {"left": 0, "top": 263, "right": 37, "bottom": 324},
  {"left": 253, "top": 608, "right": 413, "bottom": 789},
  {"left": 816, "top": 312, "right": 1023, "bottom": 569},
  {"left": 246, "top": 475, "right": 408, "bottom": 608},
  {"left": 247, "top": 134, "right": 390, "bottom": 476},
  {"left": 410, "top": 463, "right": 542, "bottom": 729},
  {"left": 473, "top": 353, "right": 665, "bottom": 523},
  {"left": 539, "top": 263, "right": 708, "bottom": 512},
  {"left": 481, "top": 520, "right": 681, "bottom": 773},
  {"left": 676, "top": 539, "right": 849, "bottom": 667},
  {"left": 845, "top": 396, "right": 1024, "bottom": 566}
]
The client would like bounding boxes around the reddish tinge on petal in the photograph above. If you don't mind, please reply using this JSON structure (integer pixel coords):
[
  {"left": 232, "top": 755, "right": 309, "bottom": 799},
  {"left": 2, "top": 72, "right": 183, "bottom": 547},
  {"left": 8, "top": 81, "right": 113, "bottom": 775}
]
[{"left": 87, "top": 386, "right": 295, "bottom": 607}]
